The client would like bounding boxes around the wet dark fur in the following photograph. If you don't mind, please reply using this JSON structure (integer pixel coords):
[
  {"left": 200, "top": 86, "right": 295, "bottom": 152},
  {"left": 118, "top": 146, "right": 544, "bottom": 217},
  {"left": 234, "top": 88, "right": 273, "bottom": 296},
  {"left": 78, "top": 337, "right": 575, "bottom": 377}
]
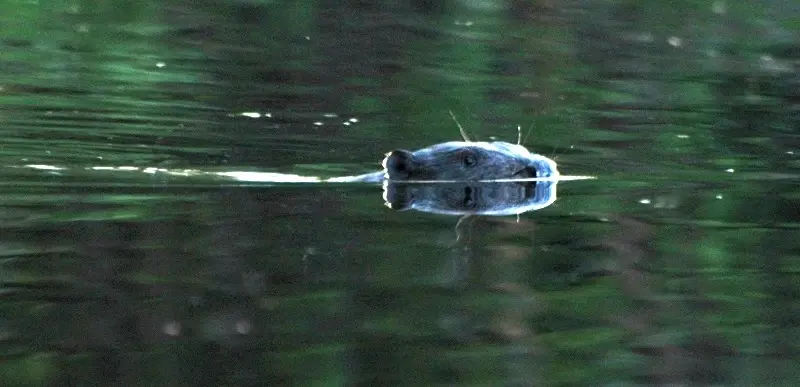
[{"left": 333, "top": 141, "right": 559, "bottom": 183}]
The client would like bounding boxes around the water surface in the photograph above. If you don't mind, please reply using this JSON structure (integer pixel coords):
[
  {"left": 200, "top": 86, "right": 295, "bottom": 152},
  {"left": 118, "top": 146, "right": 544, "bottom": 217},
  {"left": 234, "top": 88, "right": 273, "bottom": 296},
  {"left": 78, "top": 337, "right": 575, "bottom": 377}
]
[{"left": 2, "top": 1, "right": 799, "bottom": 386}]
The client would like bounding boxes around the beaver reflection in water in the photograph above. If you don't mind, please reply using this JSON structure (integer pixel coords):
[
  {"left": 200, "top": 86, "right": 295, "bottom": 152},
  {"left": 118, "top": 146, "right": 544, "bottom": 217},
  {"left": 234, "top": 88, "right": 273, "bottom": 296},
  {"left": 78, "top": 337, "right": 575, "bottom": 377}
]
[{"left": 383, "top": 179, "right": 556, "bottom": 216}]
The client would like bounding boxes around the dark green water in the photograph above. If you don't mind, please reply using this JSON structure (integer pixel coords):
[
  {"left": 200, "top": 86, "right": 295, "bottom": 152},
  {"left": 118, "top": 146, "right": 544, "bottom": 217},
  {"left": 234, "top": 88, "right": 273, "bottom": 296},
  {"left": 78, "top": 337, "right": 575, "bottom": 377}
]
[{"left": 2, "top": 1, "right": 800, "bottom": 386}]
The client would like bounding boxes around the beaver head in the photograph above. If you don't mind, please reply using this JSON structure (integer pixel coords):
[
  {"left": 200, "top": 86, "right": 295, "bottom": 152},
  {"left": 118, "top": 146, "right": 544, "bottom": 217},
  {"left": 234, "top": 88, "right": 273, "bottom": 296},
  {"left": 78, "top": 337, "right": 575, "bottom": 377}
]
[{"left": 381, "top": 141, "right": 558, "bottom": 182}]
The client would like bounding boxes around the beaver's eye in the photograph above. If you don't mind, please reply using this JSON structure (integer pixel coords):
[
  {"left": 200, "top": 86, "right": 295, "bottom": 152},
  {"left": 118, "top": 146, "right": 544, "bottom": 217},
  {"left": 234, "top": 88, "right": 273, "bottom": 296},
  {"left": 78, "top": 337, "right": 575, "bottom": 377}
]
[
  {"left": 463, "top": 186, "right": 477, "bottom": 209},
  {"left": 461, "top": 151, "right": 477, "bottom": 167}
]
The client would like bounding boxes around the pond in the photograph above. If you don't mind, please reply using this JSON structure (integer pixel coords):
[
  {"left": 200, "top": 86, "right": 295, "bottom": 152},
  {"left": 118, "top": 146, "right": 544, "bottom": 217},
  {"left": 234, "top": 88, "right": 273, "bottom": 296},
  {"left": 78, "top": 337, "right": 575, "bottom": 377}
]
[{"left": 2, "top": 1, "right": 799, "bottom": 386}]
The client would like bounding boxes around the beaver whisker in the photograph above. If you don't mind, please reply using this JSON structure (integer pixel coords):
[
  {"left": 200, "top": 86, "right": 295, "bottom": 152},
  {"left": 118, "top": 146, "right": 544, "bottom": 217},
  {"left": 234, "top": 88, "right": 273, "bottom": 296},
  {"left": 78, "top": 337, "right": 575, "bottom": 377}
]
[
  {"left": 521, "top": 122, "right": 535, "bottom": 146},
  {"left": 448, "top": 110, "right": 473, "bottom": 142}
]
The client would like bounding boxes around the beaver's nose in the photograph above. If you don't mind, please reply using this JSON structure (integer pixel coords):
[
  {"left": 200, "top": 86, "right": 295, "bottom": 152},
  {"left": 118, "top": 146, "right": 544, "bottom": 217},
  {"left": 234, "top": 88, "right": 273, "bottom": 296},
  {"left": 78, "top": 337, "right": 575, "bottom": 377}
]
[
  {"left": 533, "top": 160, "right": 557, "bottom": 178},
  {"left": 383, "top": 149, "right": 414, "bottom": 180},
  {"left": 513, "top": 166, "right": 538, "bottom": 179}
]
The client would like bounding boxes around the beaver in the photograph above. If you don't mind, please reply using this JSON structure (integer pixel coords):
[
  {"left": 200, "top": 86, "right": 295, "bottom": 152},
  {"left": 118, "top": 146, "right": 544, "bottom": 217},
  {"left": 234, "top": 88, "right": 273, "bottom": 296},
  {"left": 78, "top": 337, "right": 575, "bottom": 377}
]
[
  {"left": 327, "top": 140, "right": 559, "bottom": 184},
  {"left": 323, "top": 138, "right": 562, "bottom": 215}
]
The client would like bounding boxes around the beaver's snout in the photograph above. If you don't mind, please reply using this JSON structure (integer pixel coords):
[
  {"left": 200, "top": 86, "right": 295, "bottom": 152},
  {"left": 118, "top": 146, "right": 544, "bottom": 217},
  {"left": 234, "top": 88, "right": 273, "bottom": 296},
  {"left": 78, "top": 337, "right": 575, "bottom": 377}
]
[
  {"left": 383, "top": 149, "right": 414, "bottom": 180},
  {"left": 513, "top": 166, "right": 538, "bottom": 179}
]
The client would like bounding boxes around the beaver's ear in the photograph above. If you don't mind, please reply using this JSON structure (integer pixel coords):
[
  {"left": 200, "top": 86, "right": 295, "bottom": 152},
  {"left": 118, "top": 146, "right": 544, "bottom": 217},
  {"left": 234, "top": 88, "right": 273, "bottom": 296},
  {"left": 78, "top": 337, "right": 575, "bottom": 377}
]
[
  {"left": 382, "top": 183, "right": 413, "bottom": 211},
  {"left": 382, "top": 149, "right": 414, "bottom": 180}
]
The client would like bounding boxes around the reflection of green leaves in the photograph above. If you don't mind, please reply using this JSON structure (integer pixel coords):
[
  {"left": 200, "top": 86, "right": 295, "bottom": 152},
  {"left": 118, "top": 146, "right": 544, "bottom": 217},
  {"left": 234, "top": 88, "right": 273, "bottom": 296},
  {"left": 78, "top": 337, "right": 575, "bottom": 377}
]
[
  {"left": 0, "top": 0, "right": 218, "bottom": 169},
  {"left": 1, "top": 193, "right": 202, "bottom": 225},
  {"left": 0, "top": 354, "right": 56, "bottom": 386}
]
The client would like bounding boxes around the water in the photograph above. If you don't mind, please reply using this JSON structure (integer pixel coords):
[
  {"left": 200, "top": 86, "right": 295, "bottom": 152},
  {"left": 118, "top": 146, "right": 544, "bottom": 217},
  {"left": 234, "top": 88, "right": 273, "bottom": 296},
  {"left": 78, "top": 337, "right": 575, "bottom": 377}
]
[{"left": 2, "top": 1, "right": 799, "bottom": 386}]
